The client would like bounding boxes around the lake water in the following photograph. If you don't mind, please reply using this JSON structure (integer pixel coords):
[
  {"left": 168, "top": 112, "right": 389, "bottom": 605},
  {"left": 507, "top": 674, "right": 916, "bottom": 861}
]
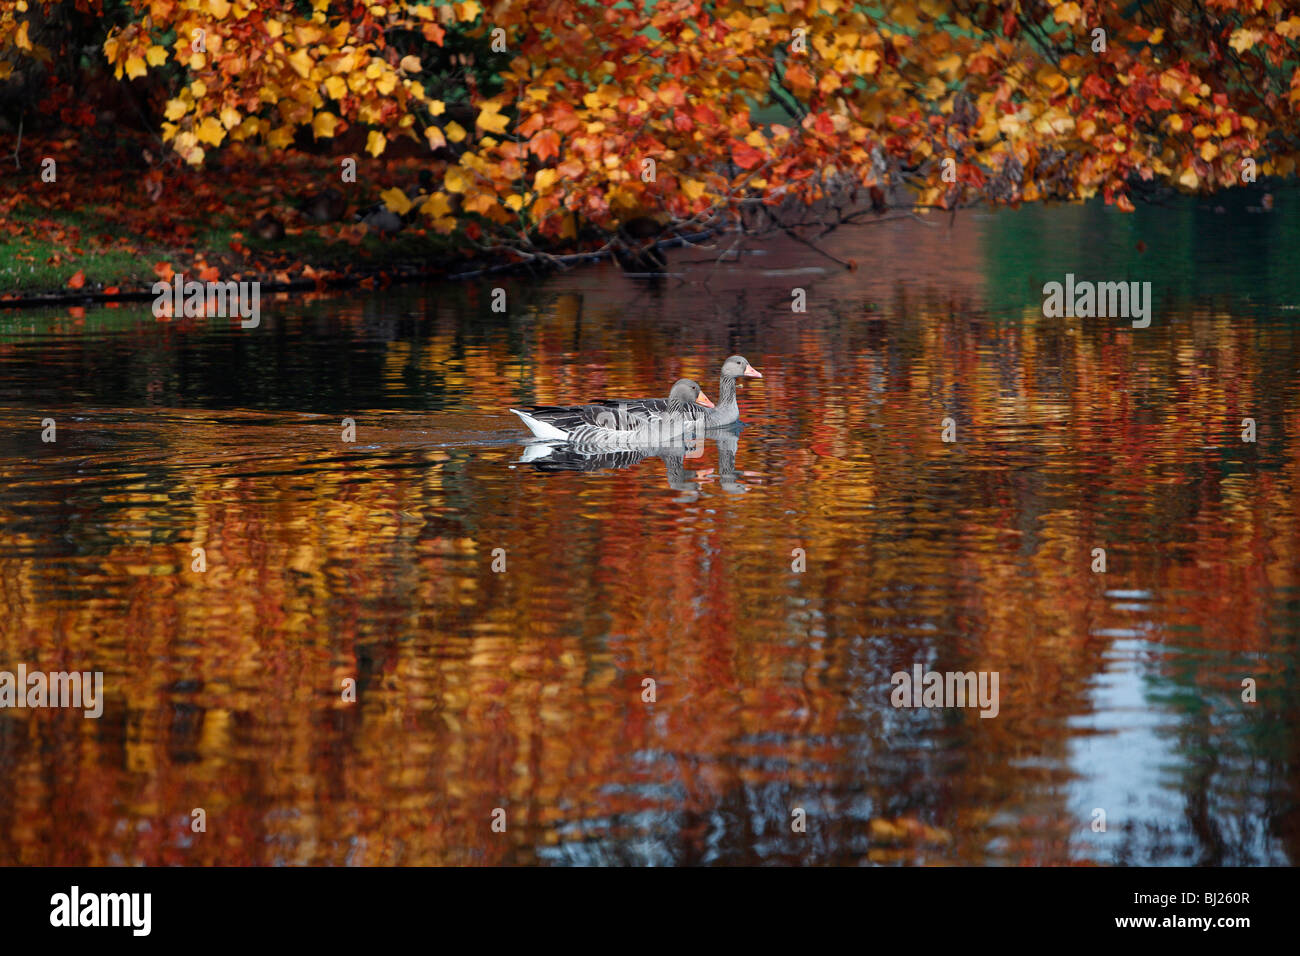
[{"left": 1, "top": 197, "right": 1297, "bottom": 865}]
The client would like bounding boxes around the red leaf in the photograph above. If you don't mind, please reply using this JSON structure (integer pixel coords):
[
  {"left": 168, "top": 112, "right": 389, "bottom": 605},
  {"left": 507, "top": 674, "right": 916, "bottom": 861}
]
[
  {"left": 67, "top": 270, "right": 85, "bottom": 289},
  {"left": 732, "top": 142, "right": 763, "bottom": 169}
]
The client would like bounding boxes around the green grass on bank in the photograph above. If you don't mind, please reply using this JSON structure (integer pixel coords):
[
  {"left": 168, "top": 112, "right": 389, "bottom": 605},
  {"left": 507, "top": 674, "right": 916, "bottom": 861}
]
[{"left": 0, "top": 200, "right": 464, "bottom": 297}]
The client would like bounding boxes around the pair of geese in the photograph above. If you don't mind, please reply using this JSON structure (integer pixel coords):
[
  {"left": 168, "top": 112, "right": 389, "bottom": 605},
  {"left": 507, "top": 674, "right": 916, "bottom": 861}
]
[{"left": 511, "top": 355, "right": 762, "bottom": 447}]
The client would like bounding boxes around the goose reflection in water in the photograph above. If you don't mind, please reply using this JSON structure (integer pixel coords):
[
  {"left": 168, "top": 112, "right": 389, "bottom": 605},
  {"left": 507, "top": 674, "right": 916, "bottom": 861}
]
[{"left": 518, "top": 427, "right": 749, "bottom": 499}]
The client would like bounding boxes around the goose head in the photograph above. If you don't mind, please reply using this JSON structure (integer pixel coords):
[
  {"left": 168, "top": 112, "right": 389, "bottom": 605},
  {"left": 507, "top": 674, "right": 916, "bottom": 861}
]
[
  {"left": 720, "top": 355, "right": 762, "bottom": 380},
  {"left": 669, "top": 378, "right": 714, "bottom": 408}
]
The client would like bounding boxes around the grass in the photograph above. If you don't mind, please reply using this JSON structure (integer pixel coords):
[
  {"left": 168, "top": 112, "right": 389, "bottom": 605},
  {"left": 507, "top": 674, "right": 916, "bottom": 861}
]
[{"left": 0, "top": 198, "right": 465, "bottom": 298}]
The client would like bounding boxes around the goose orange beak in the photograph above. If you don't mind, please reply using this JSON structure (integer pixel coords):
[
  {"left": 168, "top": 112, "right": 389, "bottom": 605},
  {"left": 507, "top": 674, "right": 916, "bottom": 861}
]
[
  {"left": 695, "top": 391, "right": 715, "bottom": 408},
  {"left": 743, "top": 364, "right": 762, "bottom": 378}
]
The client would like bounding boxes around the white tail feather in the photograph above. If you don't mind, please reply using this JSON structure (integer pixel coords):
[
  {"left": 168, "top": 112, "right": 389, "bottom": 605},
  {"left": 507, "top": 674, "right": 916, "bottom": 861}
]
[{"left": 510, "top": 408, "right": 570, "bottom": 440}]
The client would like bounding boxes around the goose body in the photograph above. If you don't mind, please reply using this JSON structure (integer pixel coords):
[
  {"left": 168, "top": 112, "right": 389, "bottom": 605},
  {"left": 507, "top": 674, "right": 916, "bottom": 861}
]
[
  {"left": 356, "top": 206, "right": 404, "bottom": 235},
  {"left": 510, "top": 357, "right": 763, "bottom": 443},
  {"left": 512, "top": 378, "right": 715, "bottom": 446}
]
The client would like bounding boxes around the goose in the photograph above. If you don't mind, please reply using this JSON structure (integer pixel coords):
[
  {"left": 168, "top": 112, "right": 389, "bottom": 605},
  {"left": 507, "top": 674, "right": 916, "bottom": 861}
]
[
  {"left": 512, "top": 378, "right": 715, "bottom": 445},
  {"left": 357, "top": 206, "right": 404, "bottom": 235},
  {"left": 300, "top": 187, "right": 347, "bottom": 223},
  {"left": 355, "top": 171, "right": 434, "bottom": 235},
  {"left": 707, "top": 354, "right": 763, "bottom": 426},
  {"left": 253, "top": 212, "right": 284, "bottom": 240}
]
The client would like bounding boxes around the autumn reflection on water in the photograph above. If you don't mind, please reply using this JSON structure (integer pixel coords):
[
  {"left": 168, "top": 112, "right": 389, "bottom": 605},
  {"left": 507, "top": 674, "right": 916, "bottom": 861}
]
[
  {"left": 1, "top": 200, "right": 1298, "bottom": 865},
  {"left": 520, "top": 429, "right": 749, "bottom": 499}
]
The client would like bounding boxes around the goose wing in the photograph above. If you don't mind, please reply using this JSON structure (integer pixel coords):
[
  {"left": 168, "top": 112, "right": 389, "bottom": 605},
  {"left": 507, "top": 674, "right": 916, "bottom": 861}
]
[{"left": 519, "top": 398, "right": 678, "bottom": 433}]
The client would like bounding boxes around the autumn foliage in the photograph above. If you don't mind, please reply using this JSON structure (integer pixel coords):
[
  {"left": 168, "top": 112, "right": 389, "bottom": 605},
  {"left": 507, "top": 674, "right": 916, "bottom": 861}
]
[{"left": 3, "top": 1, "right": 1299, "bottom": 249}]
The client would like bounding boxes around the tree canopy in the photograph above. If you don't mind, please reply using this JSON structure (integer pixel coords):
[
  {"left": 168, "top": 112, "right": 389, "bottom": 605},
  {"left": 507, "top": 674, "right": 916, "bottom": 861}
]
[{"left": 3, "top": 1, "right": 1297, "bottom": 248}]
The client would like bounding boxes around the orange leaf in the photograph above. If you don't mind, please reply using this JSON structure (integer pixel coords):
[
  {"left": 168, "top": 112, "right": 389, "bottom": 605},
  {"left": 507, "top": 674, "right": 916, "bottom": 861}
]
[
  {"left": 67, "top": 270, "right": 86, "bottom": 289},
  {"left": 198, "top": 265, "right": 220, "bottom": 282},
  {"left": 530, "top": 129, "right": 561, "bottom": 161},
  {"left": 154, "top": 261, "right": 174, "bottom": 282}
]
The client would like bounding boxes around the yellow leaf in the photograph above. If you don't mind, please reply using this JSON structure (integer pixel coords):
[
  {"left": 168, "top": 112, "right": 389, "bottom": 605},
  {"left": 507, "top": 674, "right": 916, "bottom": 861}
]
[
  {"left": 477, "top": 104, "right": 509, "bottom": 135},
  {"left": 934, "top": 52, "right": 961, "bottom": 78},
  {"left": 1228, "top": 28, "right": 1263, "bottom": 54},
  {"left": 208, "top": 0, "right": 232, "bottom": 17},
  {"left": 400, "top": 55, "right": 422, "bottom": 73},
  {"left": 425, "top": 125, "right": 446, "bottom": 150},
  {"left": 533, "top": 167, "right": 558, "bottom": 192},
  {"left": 15, "top": 21, "right": 32, "bottom": 51},
  {"left": 313, "top": 111, "right": 339, "bottom": 138},
  {"left": 1200, "top": 141, "right": 1219, "bottom": 162},
  {"left": 380, "top": 187, "right": 411, "bottom": 216},
  {"left": 1053, "top": 2, "right": 1082, "bottom": 26},
  {"left": 1148, "top": 28, "right": 1164, "bottom": 44},
  {"left": 366, "top": 130, "right": 387, "bottom": 156},
  {"left": 420, "top": 193, "right": 452, "bottom": 217},
  {"left": 220, "top": 106, "right": 241, "bottom": 129},
  {"left": 146, "top": 45, "right": 168, "bottom": 67},
  {"left": 457, "top": 0, "right": 482, "bottom": 21},
  {"left": 165, "top": 98, "right": 189, "bottom": 121},
  {"left": 325, "top": 76, "right": 347, "bottom": 100},
  {"left": 444, "top": 166, "right": 469, "bottom": 193},
  {"left": 1036, "top": 68, "right": 1069, "bottom": 97},
  {"left": 444, "top": 121, "right": 467, "bottom": 143},
  {"left": 295, "top": 24, "right": 325, "bottom": 45},
  {"left": 504, "top": 194, "right": 524, "bottom": 211},
  {"left": 267, "top": 126, "right": 294, "bottom": 149},
  {"left": 428, "top": 99, "right": 446, "bottom": 116},
  {"left": 288, "top": 49, "right": 313, "bottom": 79},
  {"left": 195, "top": 116, "right": 226, "bottom": 146},
  {"left": 125, "top": 55, "right": 148, "bottom": 80},
  {"left": 376, "top": 72, "right": 398, "bottom": 96},
  {"left": 1178, "top": 166, "right": 1199, "bottom": 189},
  {"left": 681, "top": 178, "right": 706, "bottom": 201}
]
